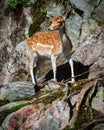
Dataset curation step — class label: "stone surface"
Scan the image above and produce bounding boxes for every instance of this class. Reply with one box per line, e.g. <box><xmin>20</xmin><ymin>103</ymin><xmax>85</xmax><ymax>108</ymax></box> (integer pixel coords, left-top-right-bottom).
<box><xmin>92</xmin><ymin>0</ymin><xmax>104</xmax><ymax>24</ymax></box>
<box><xmin>70</xmin><ymin>0</ymin><xmax>100</xmax><ymax>21</ymax></box>
<box><xmin>92</xmin><ymin>124</ymin><xmax>104</xmax><ymax>130</ymax></box>
<box><xmin>0</xmin><ymin>1</ymin><xmax>104</xmax><ymax>129</ymax></box>
<box><xmin>2</xmin><ymin>104</ymin><xmax>44</xmax><ymax>130</ymax></box>
<box><xmin>73</xmin><ymin>30</ymin><xmax>104</xmax><ymax>79</ymax></box>
<box><xmin>32</xmin><ymin>100</ymin><xmax>70</xmax><ymax>130</ymax></box>
<box><xmin>0</xmin><ymin>81</ymin><xmax>35</xmax><ymax>101</ymax></box>
<box><xmin>92</xmin><ymin>86</ymin><xmax>104</xmax><ymax>114</ymax></box>
<box><xmin>0</xmin><ymin>5</ymin><xmax>33</xmax><ymax>85</ymax></box>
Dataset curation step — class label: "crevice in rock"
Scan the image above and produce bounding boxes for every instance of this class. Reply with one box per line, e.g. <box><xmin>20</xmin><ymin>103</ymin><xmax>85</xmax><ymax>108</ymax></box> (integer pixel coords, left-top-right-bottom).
<box><xmin>44</xmin><ymin>61</ymin><xmax>90</xmax><ymax>82</ymax></box>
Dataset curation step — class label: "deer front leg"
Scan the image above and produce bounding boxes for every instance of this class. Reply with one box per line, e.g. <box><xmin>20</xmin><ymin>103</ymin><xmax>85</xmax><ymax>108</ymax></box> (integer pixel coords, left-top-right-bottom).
<box><xmin>30</xmin><ymin>54</ymin><xmax>38</xmax><ymax>85</ymax></box>
<box><xmin>51</xmin><ymin>55</ymin><xmax>57</xmax><ymax>81</ymax></box>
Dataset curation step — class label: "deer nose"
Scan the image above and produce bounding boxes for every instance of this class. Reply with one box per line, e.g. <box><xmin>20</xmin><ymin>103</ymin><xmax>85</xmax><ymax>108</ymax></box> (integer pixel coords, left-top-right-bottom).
<box><xmin>48</xmin><ymin>27</ymin><xmax>51</xmax><ymax>31</ymax></box>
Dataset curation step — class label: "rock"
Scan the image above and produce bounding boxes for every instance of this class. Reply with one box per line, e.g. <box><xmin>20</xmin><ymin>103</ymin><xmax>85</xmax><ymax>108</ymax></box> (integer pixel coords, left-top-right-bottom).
<box><xmin>0</xmin><ymin>127</ymin><xmax>3</xmax><ymax>130</ymax></box>
<box><xmin>69</xmin><ymin>0</ymin><xmax>100</xmax><ymax>21</ymax></box>
<box><xmin>73</xmin><ymin>30</ymin><xmax>104</xmax><ymax>79</ymax></box>
<box><xmin>1</xmin><ymin>93</ymin><xmax>78</xmax><ymax>130</ymax></box>
<box><xmin>20</xmin><ymin>109</ymin><xmax>45</xmax><ymax>130</ymax></box>
<box><xmin>0</xmin><ymin>81</ymin><xmax>35</xmax><ymax>102</ymax></box>
<box><xmin>92</xmin><ymin>0</ymin><xmax>104</xmax><ymax>24</ymax></box>
<box><xmin>92</xmin><ymin>86</ymin><xmax>104</xmax><ymax>114</ymax></box>
<box><xmin>46</xmin><ymin>1</ymin><xmax>65</xmax><ymax>17</ymax></box>
<box><xmin>0</xmin><ymin>5</ymin><xmax>33</xmax><ymax>85</ymax></box>
<box><xmin>44</xmin><ymin>81</ymin><xmax>60</xmax><ymax>91</ymax></box>
<box><xmin>32</xmin><ymin>96</ymin><xmax>78</xmax><ymax>130</ymax></box>
<box><xmin>92</xmin><ymin>124</ymin><xmax>104</xmax><ymax>130</ymax></box>
<box><xmin>0</xmin><ymin>101</ymin><xmax>29</xmax><ymax>112</ymax></box>
<box><xmin>2</xmin><ymin>103</ymin><xmax>44</xmax><ymax>130</ymax></box>
<box><xmin>32</xmin><ymin>100</ymin><xmax>70</xmax><ymax>130</ymax></box>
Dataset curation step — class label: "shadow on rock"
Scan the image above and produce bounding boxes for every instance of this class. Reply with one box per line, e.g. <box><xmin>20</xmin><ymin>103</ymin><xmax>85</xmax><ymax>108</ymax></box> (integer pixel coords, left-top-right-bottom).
<box><xmin>44</xmin><ymin>61</ymin><xmax>90</xmax><ymax>82</ymax></box>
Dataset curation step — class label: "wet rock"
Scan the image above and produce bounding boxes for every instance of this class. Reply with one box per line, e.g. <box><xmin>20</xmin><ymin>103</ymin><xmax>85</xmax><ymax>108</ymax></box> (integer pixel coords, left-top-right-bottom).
<box><xmin>0</xmin><ymin>81</ymin><xmax>35</xmax><ymax>102</ymax></box>
<box><xmin>2</xmin><ymin>103</ymin><xmax>44</xmax><ymax>130</ymax></box>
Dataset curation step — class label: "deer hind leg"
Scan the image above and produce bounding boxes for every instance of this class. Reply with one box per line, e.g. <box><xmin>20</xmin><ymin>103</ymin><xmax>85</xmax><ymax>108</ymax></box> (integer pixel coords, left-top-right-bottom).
<box><xmin>67</xmin><ymin>56</ymin><xmax>75</xmax><ymax>83</ymax></box>
<box><xmin>30</xmin><ymin>53</ymin><xmax>38</xmax><ymax>85</ymax></box>
<box><xmin>51</xmin><ymin>55</ymin><xmax>57</xmax><ymax>81</ymax></box>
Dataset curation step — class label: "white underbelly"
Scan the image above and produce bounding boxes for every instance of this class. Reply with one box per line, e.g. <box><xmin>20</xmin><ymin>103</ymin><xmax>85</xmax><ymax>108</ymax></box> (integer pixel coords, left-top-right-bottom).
<box><xmin>37</xmin><ymin>50</ymin><xmax>52</xmax><ymax>58</ymax></box>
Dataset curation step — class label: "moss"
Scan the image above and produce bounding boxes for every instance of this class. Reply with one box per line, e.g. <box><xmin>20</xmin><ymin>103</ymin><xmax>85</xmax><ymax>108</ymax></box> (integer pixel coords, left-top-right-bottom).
<box><xmin>101</xmin><ymin>91</ymin><xmax>104</xmax><ymax>101</ymax></box>
<box><xmin>0</xmin><ymin>102</ymin><xmax>29</xmax><ymax>125</ymax></box>
<box><xmin>75</xmin><ymin>107</ymin><xmax>90</xmax><ymax>129</ymax></box>
<box><xmin>90</xmin><ymin>28</ymin><xmax>96</xmax><ymax>34</ymax></box>
<box><xmin>33</xmin><ymin>87</ymin><xmax>65</xmax><ymax>109</ymax></box>
<box><xmin>71</xmin><ymin>107</ymin><xmax>101</xmax><ymax>130</ymax></box>
<box><xmin>70</xmin><ymin>81</ymin><xmax>87</xmax><ymax>93</ymax></box>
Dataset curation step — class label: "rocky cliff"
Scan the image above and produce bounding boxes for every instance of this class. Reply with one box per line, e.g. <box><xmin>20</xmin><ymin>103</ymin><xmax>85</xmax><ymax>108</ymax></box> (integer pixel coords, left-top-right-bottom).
<box><xmin>0</xmin><ymin>0</ymin><xmax>104</xmax><ymax>129</ymax></box>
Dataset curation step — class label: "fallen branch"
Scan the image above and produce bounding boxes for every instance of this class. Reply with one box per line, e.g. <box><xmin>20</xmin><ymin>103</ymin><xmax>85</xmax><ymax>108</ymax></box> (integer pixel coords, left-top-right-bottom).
<box><xmin>69</xmin><ymin>79</ymin><xmax>97</xmax><ymax>128</ymax></box>
<box><xmin>85</xmin><ymin>79</ymin><xmax>98</xmax><ymax>120</ymax></box>
<box><xmin>81</xmin><ymin>118</ymin><xmax>104</xmax><ymax>130</ymax></box>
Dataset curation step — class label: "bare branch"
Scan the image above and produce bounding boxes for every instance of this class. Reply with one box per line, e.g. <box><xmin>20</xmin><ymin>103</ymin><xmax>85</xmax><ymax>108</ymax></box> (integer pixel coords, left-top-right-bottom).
<box><xmin>69</xmin><ymin>79</ymin><xmax>97</xmax><ymax>128</ymax></box>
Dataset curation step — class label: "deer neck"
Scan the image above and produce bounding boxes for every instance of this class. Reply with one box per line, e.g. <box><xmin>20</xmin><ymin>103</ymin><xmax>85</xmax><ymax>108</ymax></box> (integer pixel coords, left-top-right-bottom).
<box><xmin>58</xmin><ymin>24</ymin><xmax>69</xmax><ymax>44</ymax></box>
<box><xmin>59</xmin><ymin>26</ymin><xmax>65</xmax><ymax>38</ymax></box>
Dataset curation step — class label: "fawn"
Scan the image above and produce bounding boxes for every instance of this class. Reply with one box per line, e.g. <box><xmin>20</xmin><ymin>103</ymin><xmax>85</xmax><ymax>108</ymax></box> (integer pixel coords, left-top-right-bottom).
<box><xmin>27</xmin><ymin>11</ymin><xmax>75</xmax><ymax>90</ymax></box>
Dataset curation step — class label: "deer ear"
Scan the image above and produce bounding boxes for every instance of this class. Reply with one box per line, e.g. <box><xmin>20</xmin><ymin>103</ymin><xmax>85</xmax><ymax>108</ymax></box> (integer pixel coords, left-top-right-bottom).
<box><xmin>64</xmin><ymin>7</ymin><xmax>72</xmax><ymax>19</ymax></box>
<box><xmin>63</xmin><ymin>16</ymin><xmax>66</xmax><ymax>20</ymax></box>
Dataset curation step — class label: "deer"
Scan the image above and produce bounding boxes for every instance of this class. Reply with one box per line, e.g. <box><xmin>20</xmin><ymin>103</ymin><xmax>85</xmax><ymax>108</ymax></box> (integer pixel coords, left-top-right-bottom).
<box><xmin>27</xmin><ymin>10</ymin><xmax>75</xmax><ymax>91</ymax></box>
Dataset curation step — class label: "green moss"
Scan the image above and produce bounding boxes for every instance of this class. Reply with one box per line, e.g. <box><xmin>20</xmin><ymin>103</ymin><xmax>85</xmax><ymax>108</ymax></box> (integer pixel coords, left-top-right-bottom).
<box><xmin>0</xmin><ymin>102</ymin><xmax>29</xmax><ymax>125</ymax></box>
<box><xmin>40</xmin><ymin>8</ymin><xmax>47</xmax><ymax>14</ymax></box>
<box><xmin>71</xmin><ymin>107</ymin><xmax>101</xmax><ymax>130</ymax></box>
<box><xmin>63</xmin><ymin>126</ymin><xmax>76</xmax><ymax>130</ymax></box>
<box><xmin>70</xmin><ymin>81</ymin><xmax>86</xmax><ymax>93</ymax></box>
<box><xmin>69</xmin><ymin>107</ymin><xmax>90</xmax><ymax>130</ymax></box>
<box><xmin>33</xmin><ymin>16</ymin><xmax>38</xmax><ymax>22</ymax></box>
<box><xmin>33</xmin><ymin>87</ymin><xmax>65</xmax><ymax>109</ymax></box>
<box><xmin>21</xmin><ymin>0</ymin><xmax>28</xmax><ymax>3</ymax></box>
<box><xmin>101</xmin><ymin>91</ymin><xmax>104</xmax><ymax>101</ymax></box>
<box><xmin>90</xmin><ymin>29</ymin><xmax>96</xmax><ymax>34</ymax></box>
<box><xmin>28</xmin><ymin>29</ymin><xmax>34</xmax><ymax>37</ymax></box>
<box><xmin>6</xmin><ymin>0</ymin><xmax>18</xmax><ymax>9</ymax></box>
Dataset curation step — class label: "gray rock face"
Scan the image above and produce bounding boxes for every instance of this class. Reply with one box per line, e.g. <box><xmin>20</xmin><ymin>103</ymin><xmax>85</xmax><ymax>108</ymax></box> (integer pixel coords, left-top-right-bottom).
<box><xmin>2</xmin><ymin>104</ymin><xmax>44</xmax><ymax>130</ymax></box>
<box><xmin>0</xmin><ymin>5</ymin><xmax>33</xmax><ymax>85</ymax></box>
<box><xmin>0</xmin><ymin>81</ymin><xmax>35</xmax><ymax>101</ymax></box>
<box><xmin>92</xmin><ymin>0</ymin><xmax>104</xmax><ymax>24</ymax></box>
<box><xmin>92</xmin><ymin>86</ymin><xmax>104</xmax><ymax>114</ymax></box>
<box><xmin>72</xmin><ymin>30</ymin><xmax>104</xmax><ymax>79</ymax></box>
<box><xmin>32</xmin><ymin>100</ymin><xmax>70</xmax><ymax>130</ymax></box>
<box><xmin>70</xmin><ymin>0</ymin><xmax>100</xmax><ymax>21</ymax></box>
<box><xmin>92</xmin><ymin>124</ymin><xmax>104</xmax><ymax>130</ymax></box>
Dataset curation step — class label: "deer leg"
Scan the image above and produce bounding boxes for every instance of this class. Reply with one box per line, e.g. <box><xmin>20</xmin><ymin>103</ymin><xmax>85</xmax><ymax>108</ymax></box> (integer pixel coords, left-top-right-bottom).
<box><xmin>51</xmin><ymin>55</ymin><xmax>57</xmax><ymax>81</ymax></box>
<box><xmin>30</xmin><ymin>53</ymin><xmax>38</xmax><ymax>85</ymax></box>
<box><xmin>67</xmin><ymin>57</ymin><xmax>75</xmax><ymax>83</ymax></box>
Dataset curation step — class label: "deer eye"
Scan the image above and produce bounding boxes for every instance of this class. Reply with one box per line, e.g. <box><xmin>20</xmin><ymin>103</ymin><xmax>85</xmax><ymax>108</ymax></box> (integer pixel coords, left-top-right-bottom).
<box><xmin>58</xmin><ymin>21</ymin><xmax>63</xmax><ymax>24</ymax></box>
<box><xmin>58</xmin><ymin>21</ymin><xmax>64</xmax><ymax>25</ymax></box>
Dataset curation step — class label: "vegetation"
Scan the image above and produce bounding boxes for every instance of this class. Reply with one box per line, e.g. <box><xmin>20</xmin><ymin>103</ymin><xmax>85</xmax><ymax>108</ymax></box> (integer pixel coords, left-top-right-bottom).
<box><xmin>6</xmin><ymin>0</ymin><xmax>18</xmax><ymax>9</ymax></box>
<box><xmin>0</xmin><ymin>102</ymin><xmax>29</xmax><ymax>125</ymax></box>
